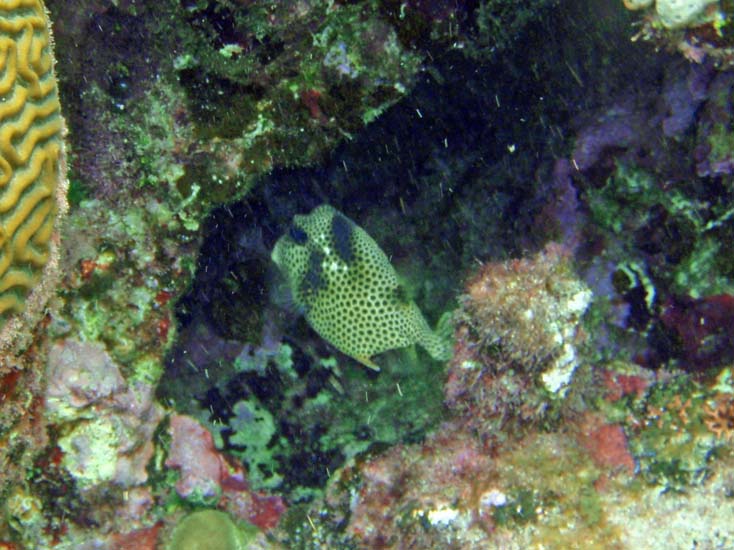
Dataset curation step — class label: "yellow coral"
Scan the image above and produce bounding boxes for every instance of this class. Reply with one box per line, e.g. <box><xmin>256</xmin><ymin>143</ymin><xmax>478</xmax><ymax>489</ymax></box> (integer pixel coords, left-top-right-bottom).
<box><xmin>272</xmin><ymin>205</ymin><xmax>449</xmax><ymax>369</ymax></box>
<box><xmin>165</xmin><ymin>510</ymin><xmax>257</xmax><ymax>550</ymax></box>
<box><xmin>0</xmin><ymin>0</ymin><xmax>66</xmax><ymax>340</ymax></box>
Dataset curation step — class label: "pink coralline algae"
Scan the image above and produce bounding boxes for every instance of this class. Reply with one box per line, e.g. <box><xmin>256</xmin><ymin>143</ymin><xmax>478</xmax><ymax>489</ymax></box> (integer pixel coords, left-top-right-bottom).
<box><xmin>577</xmin><ymin>415</ymin><xmax>636</xmax><ymax>479</ymax></box>
<box><xmin>165</xmin><ymin>414</ymin><xmax>286</xmax><ymax>531</ymax></box>
<box><xmin>45</xmin><ymin>339</ymin><xmax>163</xmax><ymax>488</ymax></box>
<box><xmin>220</xmin><ymin>479</ymin><xmax>287</xmax><ymax>531</ymax></box>
<box><xmin>601</xmin><ymin>368</ymin><xmax>652</xmax><ymax>402</ymax></box>
<box><xmin>166</xmin><ymin>414</ymin><xmax>228</xmax><ymax>500</ymax></box>
<box><xmin>46</xmin><ymin>339</ymin><xmax>126</xmax><ymax>412</ymax></box>
<box><xmin>109</xmin><ymin>522</ymin><xmax>162</xmax><ymax>550</ymax></box>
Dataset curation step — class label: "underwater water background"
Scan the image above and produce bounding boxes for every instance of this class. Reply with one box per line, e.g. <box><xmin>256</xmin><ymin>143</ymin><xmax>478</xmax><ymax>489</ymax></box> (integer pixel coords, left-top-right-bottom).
<box><xmin>1</xmin><ymin>0</ymin><xmax>734</xmax><ymax>548</ymax></box>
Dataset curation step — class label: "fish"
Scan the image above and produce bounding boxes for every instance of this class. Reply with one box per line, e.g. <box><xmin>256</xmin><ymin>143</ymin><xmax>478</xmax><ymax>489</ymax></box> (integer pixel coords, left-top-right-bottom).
<box><xmin>271</xmin><ymin>205</ymin><xmax>449</xmax><ymax>369</ymax></box>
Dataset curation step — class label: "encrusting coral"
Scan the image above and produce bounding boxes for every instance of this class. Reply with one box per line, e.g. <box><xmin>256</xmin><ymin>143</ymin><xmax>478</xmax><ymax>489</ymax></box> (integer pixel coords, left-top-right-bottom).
<box><xmin>272</xmin><ymin>204</ymin><xmax>449</xmax><ymax>369</ymax></box>
<box><xmin>0</xmin><ymin>0</ymin><xmax>68</xmax><ymax>352</ymax></box>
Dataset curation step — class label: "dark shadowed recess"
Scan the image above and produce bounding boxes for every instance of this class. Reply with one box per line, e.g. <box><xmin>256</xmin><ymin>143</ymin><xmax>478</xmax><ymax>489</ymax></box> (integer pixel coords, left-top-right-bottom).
<box><xmin>159</xmin><ymin>2</ymin><xmax>663</xmax><ymax>497</ymax></box>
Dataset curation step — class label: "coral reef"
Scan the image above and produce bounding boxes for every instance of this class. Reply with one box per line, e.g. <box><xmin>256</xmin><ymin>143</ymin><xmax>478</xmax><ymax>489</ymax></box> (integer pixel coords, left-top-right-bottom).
<box><xmin>3</xmin><ymin>0</ymin><xmax>734</xmax><ymax>548</ymax></box>
<box><xmin>1</xmin><ymin>338</ymin><xmax>164</xmax><ymax>547</ymax></box>
<box><xmin>276</xmin><ymin>362</ymin><xmax>734</xmax><ymax>548</ymax></box>
<box><xmin>47</xmin><ymin>0</ymin><xmax>427</xmax><ymax>216</ymax></box>
<box><xmin>164</xmin><ymin>414</ymin><xmax>287</xmax><ymax>531</ymax></box>
<box><xmin>565</xmin><ymin>56</ymin><xmax>734</xmax><ymax>373</ymax></box>
<box><xmin>166</xmin><ymin>337</ymin><xmax>447</xmax><ymax>501</ymax></box>
<box><xmin>291</xmin><ymin>423</ymin><xmax>626</xmax><ymax>549</ymax></box>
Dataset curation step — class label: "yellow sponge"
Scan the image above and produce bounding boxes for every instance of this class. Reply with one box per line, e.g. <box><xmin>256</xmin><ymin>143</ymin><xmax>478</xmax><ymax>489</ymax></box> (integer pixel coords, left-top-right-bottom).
<box><xmin>0</xmin><ymin>0</ymin><xmax>65</xmax><ymax>330</ymax></box>
<box><xmin>272</xmin><ymin>205</ymin><xmax>449</xmax><ymax>369</ymax></box>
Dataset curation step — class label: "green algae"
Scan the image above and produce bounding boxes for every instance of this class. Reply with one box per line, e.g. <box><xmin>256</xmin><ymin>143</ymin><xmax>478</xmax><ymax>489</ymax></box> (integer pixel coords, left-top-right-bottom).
<box><xmin>623</xmin><ymin>377</ymin><xmax>719</xmax><ymax>492</ymax></box>
<box><xmin>493</xmin><ymin>433</ymin><xmax>620</xmax><ymax>547</ymax></box>
<box><xmin>316</xmin><ymin>348</ymin><xmax>446</xmax><ymax>459</ymax></box>
<box><xmin>199</xmin><ymin>343</ymin><xmax>445</xmax><ymax>498</ymax></box>
<box><xmin>167</xmin><ymin>0</ymin><xmax>422</xmax><ymax>171</ymax></box>
<box><xmin>227</xmin><ymin>399</ymin><xmax>281</xmax><ymax>490</ymax></box>
<box><xmin>587</xmin><ymin>162</ymin><xmax>734</xmax><ymax>298</ymax></box>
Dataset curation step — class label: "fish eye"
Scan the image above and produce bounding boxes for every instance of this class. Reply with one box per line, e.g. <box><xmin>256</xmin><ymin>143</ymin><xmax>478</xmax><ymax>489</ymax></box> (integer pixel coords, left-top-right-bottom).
<box><xmin>289</xmin><ymin>225</ymin><xmax>308</xmax><ymax>244</ymax></box>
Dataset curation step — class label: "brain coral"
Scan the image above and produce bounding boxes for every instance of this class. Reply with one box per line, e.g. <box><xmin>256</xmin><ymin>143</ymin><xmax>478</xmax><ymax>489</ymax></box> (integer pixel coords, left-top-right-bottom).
<box><xmin>272</xmin><ymin>205</ymin><xmax>449</xmax><ymax>369</ymax></box>
<box><xmin>0</xmin><ymin>0</ymin><xmax>67</xmax><ymax>348</ymax></box>
<box><xmin>164</xmin><ymin>510</ymin><xmax>257</xmax><ymax>550</ymax></box>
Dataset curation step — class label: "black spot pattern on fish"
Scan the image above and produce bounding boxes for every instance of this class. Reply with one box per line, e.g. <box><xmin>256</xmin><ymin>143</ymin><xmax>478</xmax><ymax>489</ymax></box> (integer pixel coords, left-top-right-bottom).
<box><xmin>289</xmin><ymin>224</ymin><xmax>308</xmax><ymax>245</ymax></box>
<box><xmin>331</xmin><ymin>214</ymin><xmax>354</xmax><ymax>264</ymax></box>
<box><xmin>393</xmin><ymin>283</ymin><xmax>410</xmax><ymax>305</ymax></box>
<box><xmin>300</xmin><ymin>250</ymin><xmax>326</xmax><ymax>303</ymax></box>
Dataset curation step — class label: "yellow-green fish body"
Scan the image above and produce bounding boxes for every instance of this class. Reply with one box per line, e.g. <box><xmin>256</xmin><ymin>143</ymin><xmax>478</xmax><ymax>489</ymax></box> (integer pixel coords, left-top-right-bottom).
<box><xmin>272</xmin><ymin>205</ymin><xmax>448</xmax><ymax>369</ymax></box>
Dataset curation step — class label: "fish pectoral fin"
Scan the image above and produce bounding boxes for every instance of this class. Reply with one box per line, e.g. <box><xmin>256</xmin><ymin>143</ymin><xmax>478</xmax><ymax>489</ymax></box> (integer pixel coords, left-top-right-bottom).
<box><xmin>354</xmin><ymin>355</ymin><xmax>381</xmax><ymax>371</ymax></box>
